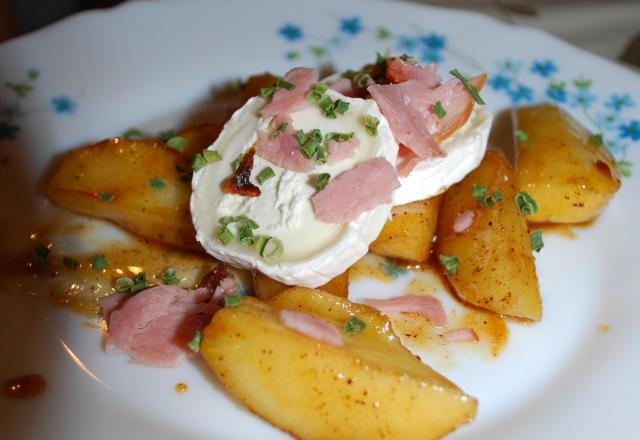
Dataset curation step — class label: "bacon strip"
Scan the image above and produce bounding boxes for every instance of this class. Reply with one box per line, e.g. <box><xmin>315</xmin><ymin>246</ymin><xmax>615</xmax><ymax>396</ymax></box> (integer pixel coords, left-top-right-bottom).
<box><xmin>386</xmin><ymin>57</ymin><xmax>440</xmax><ymax>87</ymax></box>
<box><xmin>361</xmin><ymin>295</ymin><xmax>447</xmax><ymax>326</ymax></box>
<box><xmin>441</xmin><ymin>328</ymin><xmax>479</xmax><ymax>343</ymax></box>
<box><xmin>278</xmin><ymin>310</ymin><xmax>343</xmax><ymax>347</ymax></box>
<box><xmin>326</xmin><ymin>137</ymin><xmax>360</xmax><ymax>165</ymax></box>
<box><xmin>453</xmin><ymin>210</ymin><xmax>475</xmax><ymax>233</ymax></box>
<box><xmin>223</xmin><ymin>147</ymin><xmax>261</xmax><ymax>197</ymax></box>
<box><xmin>261</xmin><ymin>67</ymin><xmax>319</xmax><ymax>118</ymax></box>
<box><xmin>311</xmin><ymin>157</ymin><xmax>400</xmax><ymax>224</ymax></box>
<box><xmin>255</xmin><ymin>114</ymin><xmax>315</xmax><ymax>172</ymax></box>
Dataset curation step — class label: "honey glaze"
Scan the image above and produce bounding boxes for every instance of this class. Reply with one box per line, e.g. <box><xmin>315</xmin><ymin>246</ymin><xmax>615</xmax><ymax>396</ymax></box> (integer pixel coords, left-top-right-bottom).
<box><xmin>5</xmin><ymin>214</ymin><xmax>251</xmax><ymax>316</ymax></box>
<box><xmin>4</xmin><ymin>374</ymin><xmax>47</xmax><ymax>399</ymax></box>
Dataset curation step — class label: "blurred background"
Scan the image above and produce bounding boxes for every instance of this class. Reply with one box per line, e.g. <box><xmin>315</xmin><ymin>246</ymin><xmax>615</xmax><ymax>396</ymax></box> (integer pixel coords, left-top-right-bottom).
<box><xmin>0</xmin><ymin>0</ymin><xmax>639</xmax><ymax>69</ymax></box>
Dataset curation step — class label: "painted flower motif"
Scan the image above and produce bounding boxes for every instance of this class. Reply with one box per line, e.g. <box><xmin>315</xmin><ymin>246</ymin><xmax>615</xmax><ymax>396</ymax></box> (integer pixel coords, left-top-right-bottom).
<box><xmin>605</xmin><ymin>94</ymin><xmax>634</xmax><ymax>112</ymax></box>
<box><xmin>420</xmin><ymin>33</ymin><xmax>446</xmax><ymax>51</ymax></box>
<box><xmin>278</xmin><ymin>23</ymin><xmax>303</xmax><ymax>41</ymax></box>
<box><xmin>508</xmin><ymin>84</ymin><xmax>534</xmax><ymax>104</ymax></box>
<box><xmin>496</xmin><ymin>59</ymin><xmax>522</xmax><ymax>74</ymax></box>
<box><xmin>285</xmin><ymin>51</ymin><xmax>300</xmax><ymax>60</ymax></box>
<box><xmin>420</xmin><ymin>50</ymin><xmax>443</xmax><ymax>64</ymax></box>
<box><xmin>618</xmin><ymin>120</ymin><xmax>640</xmax><ymax>141</ymax></box>
<box><xmin>487</xmin><ymin>74</ymin><xmax>511</xmax><ymax>91</ymax></box>
<box><xmin>530</xmin><ymin>60</ymin><xmax>558</xmax><ymax>78</ymax></box>
<box><xmin>545</xmin><ymin>83</ymin><xmax>566</xmax><ymax>103</ymax></box>
<box><xmin>27</xmin><ymin>68</ymin><xmax>40</xmax><ymax>80</ymax></box>
<box><xmin>595</xmin><ymin>112</ymin><xmax>622</xmax><ymax>131</ymax></box>
<box><xmin>340</xmin><ymin>17</ymin><xmax>362</xmax><ymax>35</ymax></box>
<box><xmin>51</xmin><ymin>95</ymin><xmax>77</xmax><ymax>114</ymax></box>
<box><xmin>569</xmin><ymin>89</ymin><xmax>596</xmax><ymax>108</ymax></box>
<box><xmin>0</xmin><ymin>120</ymin><xmax>19</xmax><ymax>140</ymax></box>
<box><xmin>397</xmin><ymin>36</ymin><xmax>418</xmax><ymax>52</ymax></box>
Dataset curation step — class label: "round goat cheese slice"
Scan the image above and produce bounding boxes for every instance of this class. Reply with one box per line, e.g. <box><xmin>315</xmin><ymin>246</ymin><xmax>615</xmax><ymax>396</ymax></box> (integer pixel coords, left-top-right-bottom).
<box><xmin>392</xmin><ymin>106</ymin><xmax>492</xmax><ymax>205</ymax></box>
<box><xmin>191</xmin><ymin>91</ymin><xmax>398</xmax><ymax>287</ymax></box>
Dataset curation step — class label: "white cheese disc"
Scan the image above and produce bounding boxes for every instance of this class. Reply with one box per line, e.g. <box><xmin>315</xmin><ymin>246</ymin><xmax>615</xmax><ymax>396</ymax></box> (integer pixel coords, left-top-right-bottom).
<box><xmin>190</xmin><ymin>91</ymin><xmax>398</xmax><ymax>288</ymax></box>
<box><xmin>392</xmin><ymin>106</ymin><xmax>492</xmax><ymax>205</ymax></box>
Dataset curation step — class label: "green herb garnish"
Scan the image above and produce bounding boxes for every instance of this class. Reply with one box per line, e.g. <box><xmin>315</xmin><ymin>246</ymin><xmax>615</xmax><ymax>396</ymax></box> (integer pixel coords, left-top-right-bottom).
<box><xmin>203</xmin><ymin>150</ymin><xmax>222</xmax><ymax>163</ymax></box>
<box><xmin>271</xmin><ymin>122</ymin><xmax>288</xmax><ymax>140</ymax></box>
<box><xmin>325</xmin><ymin>132</ymin><xmax>355</xmax><ymax>142</ymax></box>
<box><xmin>315</xmin><ymin>173</ymin><xmax>331</xmax><ymax>190</ymax></box>
<box><xmin>122</xmin><ymin>128</ymin><xmax>147</xmax><ymax>139</ymax></box>
<box><xmin>91</xmin><ymin>254</ymin><xmax>108</xmax><ymax>271</ymax></box>
<box><xmin>238</xmin><ymin>223</ymin><xmax>257</xmax><ymax>247</ymax></box>
<box><xmin>590</xmin><ymin>133</ymin><xmax>604</xmax><ymax>146</ymax></box>
<box><xmin>276</xmin><ymin>78</ymin><xmax>295</xmax><ymax>90</ymax></box>
<box><xmin>439</xmin><ymin>255</ymin><xmax>460</xmax><ymax>275</ymax></box>
<box><xmin>364</xmin><ymin>115</ymin><xmax>380</xmax><ymax>136</ymax></box>
<box><xmin>218</xmin><ymin>225</ymin><xmax>233</xmax><ymax>245</ymax></box>
<box><xmin>166</xmin><ymin>136</ymin><xmax>186</xmax><ymax>152</ymax></box>
<box><xmin>257</xmin><ymin>236</ymin><xmax>284</xmax><ymax>263</ymax></box>
<box><xmin>131</xmin><ymin>272</ymin><xmax>148</xmax><ymax>294</ymax></box>
<box><xmin>344</xmin><ymin>316</ymin><xmax>367</xmax><ymax>334</ymax></box>
<box><xmin>192</xmin><ymin>153</ymin><xmax>206</xmax><ymax>172</ymax></box>
<box><xmin>515</xmin><ymin>130</ymin><xmax>528</xmax><ymax>143</ymax></box>
<box><xmin>159</xmin><ymin>129</ymin><xmax>176</xmax><ymax>142</ymax></box>
<box><xmin>433</xmin><ymin>101</ymin><xmax>447</xmax><ymax>119</ymax></box>
<box><xmin>492</xmin><ymin>189</ymin><xmax>503</xmax><ymax>203</ymax></box>
<box><xmin>315</xmin><ymin>144</ymin><xmax>327</xmax><ymax>164</ymax></box>
<box><xmin>224</xmin><ymin>295</ymin><xmax>242</xmax><ymax>308</ymax></box>
<box><xmin>99</xmin><ymin>192</ymin><xmax>115</xmax><ymax>202</ymax></box>
<box><xmin>472</xmin><ymin>184</ymin><xmax>502</xmax><ymax>207</ymax></box>
<box><xmin>449</xmin><ymin>68</ymin><xmax>485</xmax><ymax>105</ymax></box>
<box><xmin>515</xmin><ymin>191</ymin><xmax>539</xmax><ymax>216</ymax></box>
<box><xmin>295</xmin><ymin>129</ymin><xmax>308</xmax><ymax>145</ymax></box>
<box><xmin>115</xmin><ymin>277</ymin><xmax>133</xmax><ymax>293</ymax></box>
<box><xmin>530</xmin><ymin>229</ymin><xmax>544</xmax><ymax>252</ymax></box>
<box><xmin>257</xmin><ymin>167</ymin><xmax>275</xmax><ymax>184</ymax></box>
<box><xmin>260</xmin><ymin>86</ymin><xmax>277</xmax><ymax>100</ymax></box>
<box><xmin>148</xmin><ymin>177</ymin><xmax>166</xmax><ymax>191</ymax></box>
<box><xmin>33</xmin><ymin>244</ymin><xmax>50</xmax><ymax>268</ymax></box>
<box><xmin>471</xmin><ymin>184</ymin><xmax>487</xmax><ymax>198</ymax></box>
<box><xmin>63</xmin><ymin>256</ymin><xmax>78</xmax><ymax>269</ymax></box>
<box><xmin>187</xmin><ymin>330</ymin><xmax>202</xmax><ymax>353</ymax></box>
<box><xmin>161</xmin><ymin>267</ymin><xmax>179</xmax><ymax>285</ymax></box>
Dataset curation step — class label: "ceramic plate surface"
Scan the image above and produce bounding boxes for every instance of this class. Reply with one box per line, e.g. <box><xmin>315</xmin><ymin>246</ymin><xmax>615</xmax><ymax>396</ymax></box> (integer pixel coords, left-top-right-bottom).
<box><xmin>1</xmin><ymin>0</ymin><xmax>639</xmax><ymax>439</ymax></box>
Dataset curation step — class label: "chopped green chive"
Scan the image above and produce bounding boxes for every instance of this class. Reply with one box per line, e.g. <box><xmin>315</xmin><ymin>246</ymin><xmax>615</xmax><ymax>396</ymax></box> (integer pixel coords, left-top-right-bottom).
<box><xmin>315</xmin><ymin>173</ymin><xmax>331</xmax><ymax>190</ymax></box>
<box><xmin>187</xmin><ymin>330</ymin><xmax>202</xmax><ymax>353</ymax></box>
<box><xmin>166</xmin><ymin>136</ymin><xmax>186</xmax><ymax>152</ymax></box>
<box><xmin>203</xmin><ymin>150</ymin><xmax>223</xmax><ymax>163</ymax></box>
<box><xmin>313</xmin><ymin>83</ymin><xmax>328</xmax><ymax>94</ymax></box>
<box><xmin>515</xmin><ymin>191</ymin><xmax>539</xmax><ymax>216</ymax></box>
<box><xmin>590</xmin><ymin>133</ymin><xmax>604</xmax><ymax>146</ymax></box>
<box><xmin>270</xmin><ymin>122</ymin><xmax>288</xmax><ymax>140</ymax></box>
<box><xmin>192</xmin><ymin>153</ymin><xmax>206</xmax><ymax>172</ymax></box>
<box><xmin>364</xmin><ymin>115</ymin><xmax>380</xmax><ymax>136</ymax></box>
<box><xmin>295</xmin><ymin>129</ymin><xmax>307</xmax><ymax>145</ymax></box>
<box><xmin>530</xmin><ymin>229</ymin><xmax>544</xmax><ymax>252</ymax></box>
<box><xmin>159</xmin><ymin>129</ymin><xmax>176</xmax><ymax>142</ymax></box>
<box><xmin>300</xmin><ymin>137</ymin><xmax>320</xmax><ymax>159</ymax></box>
<box><xmin>224</xmin><ymin>294</ymin><xmax>242</xmax><ymax>308</ymax></box>
<box><xmin>161</xmin><ymin>267</ymin><xmax>179</xmax><ymax>285</ymax></box>
<box><xmin>238</xmin><ymin>223</ymin><xmax>256</xmax><ymax>247</ymax></box>
<box><xmin>492</xmin><ymin>189</ymin><xmax>503</xmax><ymax>203</ymax></box>
<box><xmin>99</xmin><ymin>192</ymin><xmax>115</xmax><ymax>202</ymax></box>
<box><xmin>515</xmin><ymin>130</ymin><xmax>528</xmax><ymax>143</ymax></box>
<box><xmin>318</xmin><ymin>95</ymin><xmax>333</xmax><ymax>112</ymax></box>
<box><xmin>91</xmin><ymin>254</ymin><xmax>108</xmax><ymax>271</ymax></box>
<box><xmin>399</xmin><ymin>53</ymin><xmax>416</xmax><ymax>62</ymax></box>
<box><xmin>260</xmin><ymin>86</ymin><xmax>277</xmax><ymax>100</ymax></box>
<box><xmin>343</xmin><ymin>70</ymin><xmax>371</xmax><ymax>87</ymax></box>
<box><xmin>433</xmin><ymin>101</ymin><xmax>447</xmax><ymax>119</ymax></box>
<box><xmin>218</xmin><ymin>226</ymin><xmax>233</xmax><ymax>245</ymax></box>
<box><xmin>307</xmin><ymin>90</ymin><xmax>323</xmax><ymax>103</ymax></box>
<box><xmin>334</xmin><ymin>99</ymin><xmax>349</xmax><ymax>115</ymax></box>
<box><xmin>33</xmin><ymin>244</ymin><xmax>50</xmax><ymax>268</ymax></box>
<box><xmin>257</xmin><ymin>236</ymin><xmax>284</xmax><ymax>263</ymax></box>
<box><xmin>472</xmin><ymin>184</ymin><xmax>502</xmax><ymax>207</ymax></box>
<box><xmin>439</xmin><ymin>255</ymin><xmax>460</xmax><ymax>275</ymax></box>
<box><xmin>471</xmin><ymin>184</ymin><xmax>487</xmax><ymax>198</ymax></box>
<box><xmin>148</xmin><ymin>177</ymin><xmax>166</xmax><ymax>191</ymax></box>
<box><xmin>276</xmin><ymin>78</ymin><xmax>295</xmax><ymax>90</ymax></box>
<box><xmin>449</xmin><ymin>68</ymin><xmax>485</xmax><ymax>105</ymax></box>
<box><xmin>315</xmin><ymin>144</ymin><xmax>327</xmax><ymax>164</ymax></box>
<box><xmin>131</xmin><ymin>272</ymin><xmax>148</xmax><ymax>294</ymax></box>
<box><xmin>115</xmin><ymin>277</ymin><xmax>133</xmax><ymax>293</ymax></box>
<box><xmin>325</xmin><ymin>132</ymin><xmax>355</xmax><ymax>142</ymax></box>
<box><xmin>122</xmin><ymin>128</ymin><xmax>147</xmax><ymax>139</ymax></box>
<box><xmin>257</xmin><ymin>167</ymin><xmax>275</xmax><ymax>184</ymax></box>
<box><xmin>344</xmin><ymin>316</ymin><xmax>367</xmax><ymax>334</ymax></box>
<box><xmin>63</xmin><ymin>256</ymin><xmax>78</xmax><ymax>269</ymax></box>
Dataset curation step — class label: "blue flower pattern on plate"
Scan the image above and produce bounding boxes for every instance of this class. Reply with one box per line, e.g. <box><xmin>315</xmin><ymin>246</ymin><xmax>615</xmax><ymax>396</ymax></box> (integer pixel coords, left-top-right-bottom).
<box><xmin>278</xmin><ymin>23</ymin><xmax>303</xmax><ymax>41</ymax></box>
<box><xmin>340</xmin><ymin>17</ymin><xmax>362</xmax><ymax>35</ymax></box>
<box><xmin>530</xmin><ymin>59</ymin><xmax>557</xmax><ymax>77</ymax></box>
<box><xmin>51</xmin><ymin>95</ymin><xmax>77</xmax><ymax>114</ymax></box>
<box><xmin>606</xmin><ymin>94</ymin><xmax>634</xmax><ymax>112</ymax></box>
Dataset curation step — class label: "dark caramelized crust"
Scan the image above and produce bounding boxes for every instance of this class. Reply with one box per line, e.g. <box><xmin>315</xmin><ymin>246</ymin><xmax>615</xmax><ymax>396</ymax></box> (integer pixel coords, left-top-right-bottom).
<box><xmin>222</xmin><ymin>147</ymin><xmax>261</xmax><ymax>197</ymax></box>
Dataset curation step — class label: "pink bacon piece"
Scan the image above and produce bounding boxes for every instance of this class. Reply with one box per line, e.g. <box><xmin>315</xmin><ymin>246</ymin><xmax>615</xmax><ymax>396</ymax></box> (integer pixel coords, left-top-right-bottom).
<box><xmin>278</xmin><ymin>310</ymin><xmax>343</xmax><ymax>347</ymax></box>
<box><xmin>386</xmin><ymin>57</ymin><xmax>440</xmax><ymax>87</ymax></box>
<box><xmin>311</xmin><ymin>157</ymin><xmax>400</xmax><ymax>224</ymax></box>
<box><xmin>441</xmin><ymin>328</ymin><xmax>479</xmax><ymax>343</ymax></box>
<box><xmin>326</xmin><ymin>137</ymin><xmax>360</xmax><ymax>165</ymax></box>
<box><xmin>453</xmin><ymin>210</ymin><xmax>475</xmax><ymax>233</ymax></box>
<box><xmin>261</xmin><ymin>67</ymin><xmax>319</xmax><ymax>118</ymax></box>
<box><xmin>255</xmin><ymin>114</ymin><xmax>315</xmax><ymax>172</ymax></box>
<box><xmin>361</xmin><ymin>295</ymin><xmax>447</xmax><ymax>326</ymax></box>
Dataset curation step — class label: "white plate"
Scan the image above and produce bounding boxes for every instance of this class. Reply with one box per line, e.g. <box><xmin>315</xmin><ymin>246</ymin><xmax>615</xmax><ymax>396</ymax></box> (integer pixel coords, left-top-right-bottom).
<box><xmin>1</xmin><ymin>0</ymin><xmax>639</xmax><ymax>439</ymax></box>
